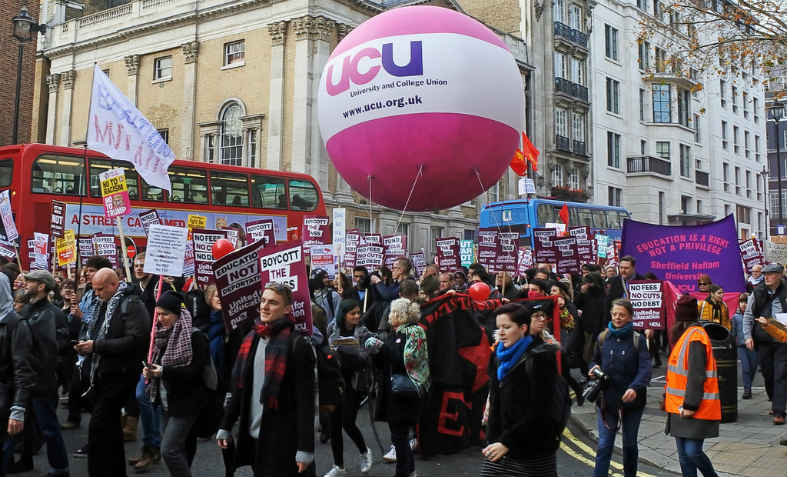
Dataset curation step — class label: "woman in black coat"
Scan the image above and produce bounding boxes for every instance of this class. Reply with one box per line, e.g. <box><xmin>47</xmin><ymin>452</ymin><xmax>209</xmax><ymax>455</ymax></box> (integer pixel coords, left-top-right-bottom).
<box><xmin>143</xmin><ymin>291</ymin><xmax>209</xmax><ymax>477</ymax></box>
<box><xmin>574</xmin><ymin>272</ymin><xmax>609</xmax><ymax>364</ymax></box>
<box><xmin>482</xmin><ymin>303</ymin><xmax>562</xmax><ymax>477</ymax></box>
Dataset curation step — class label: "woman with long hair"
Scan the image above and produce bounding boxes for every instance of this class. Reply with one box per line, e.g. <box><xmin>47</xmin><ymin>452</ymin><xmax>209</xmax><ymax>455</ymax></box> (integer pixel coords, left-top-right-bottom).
<box><xmin>334</xmin><ymin>273</ymin><xmax>357</xmax><ymax>300</ymax></box>
<box><xmin>697</xmin><ymin>284</ymin><xmax>730</xmax><ymax>330</ymax></box>
<box><xmin>325</xmin><ymin>299</ymin><xmax>378</xmax><ymax>476</ymax></box>
<box><xmin>550</xmin><ymin>282</ymin><xmax>586</xmax><ymax>404</ymax></box>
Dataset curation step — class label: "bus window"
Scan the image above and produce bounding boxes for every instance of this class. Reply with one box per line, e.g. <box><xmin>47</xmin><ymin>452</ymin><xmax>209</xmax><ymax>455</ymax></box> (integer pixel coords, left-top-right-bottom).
<box><xmin>0</xmin><ymin>160</ymin><xmax>12</xmax><ymax>188</ymax></box>
<box><xmin>251</xmin><ymin>175</ymin><xmax>287</xmax><ymax>209</ymax></box>
<box><xmin>289</xmin><ymin>179</ymin><xmax>317</xmax><ymax>211</ymax></box>
<box><xmin>606</xmin><ymin>210</ymin><xmax>620</xmax><ymax>228</ymax></box>
<box><xmin>576</xmin><ymin>208</ymin><xmax>594</xmax><ymax>227</ymax></box>
<box><xmin>88</xmin><ymin>159</ymin><xmax>140</xmax><ymax>200</ymax></box>
<box><xmin>211</xmin><ymin>172</ymin><xmax>249</xmax><ymax>207</ymax></box>
<box><xmin>593</xmin><ymin>209</ymin><xmax>608</xmax><ymax>228</ymax></box>
<box><xmin>617</xmin><ymin>211</ymin><xmax>629</xmax><ymax>227</ymax></box>
<box><xmin>537</xmin><ymin>204</ymin><xmax>557</xmax><ymax>224</ymax></box>
<box><xmin>32</xmin><ymin>154</ymin><xmax>85</xmax><ymax>196</ymax></box>
<box><xmin>142</xmin><ymin>183</ymin><xmax>164</xmax><ymax>201</ymax></box>
<box><xmin>168</xmin><ymin>168</ymin><xmax>208</xmax><ymax>204</ymax></box>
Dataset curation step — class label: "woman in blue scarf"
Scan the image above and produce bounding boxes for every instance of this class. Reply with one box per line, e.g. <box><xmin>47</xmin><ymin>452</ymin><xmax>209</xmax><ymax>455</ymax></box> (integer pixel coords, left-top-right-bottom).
<box><xmin>589</xmin><ymin>299</ymin><xmax>652</xmax><ymax>477</ymax></box>
<box><xmin>481</xmin><ymin>303</ymin><xmax>561</xmax><ymax>477</ymax></box>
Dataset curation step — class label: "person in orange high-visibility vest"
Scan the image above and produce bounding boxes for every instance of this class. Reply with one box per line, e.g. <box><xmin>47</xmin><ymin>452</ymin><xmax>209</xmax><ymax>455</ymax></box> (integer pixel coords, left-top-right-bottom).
<box><xmin>665</xmin><ymin>295</ymin><xmax>721</xmax><ymax>477</ymax></box>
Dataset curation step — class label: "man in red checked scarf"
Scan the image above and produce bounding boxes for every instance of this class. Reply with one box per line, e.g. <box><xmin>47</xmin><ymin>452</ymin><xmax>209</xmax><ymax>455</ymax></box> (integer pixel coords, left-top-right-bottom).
<box><xmin>216</xmin><ymin>282</ymin><xmax>316</xmax><ymax>476</ymax></box>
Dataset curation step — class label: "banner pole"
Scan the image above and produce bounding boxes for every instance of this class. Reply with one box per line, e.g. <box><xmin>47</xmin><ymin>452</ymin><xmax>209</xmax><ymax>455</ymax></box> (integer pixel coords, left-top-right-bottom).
<box><xmin>117</xmin><ymin>221</ymin><xmax>132</xmax><ymax>282</ymax></box>
<box><xmin>146</xmin><ymin>275</ymin><xmax>165</xmax><ymax>382</ymax></box>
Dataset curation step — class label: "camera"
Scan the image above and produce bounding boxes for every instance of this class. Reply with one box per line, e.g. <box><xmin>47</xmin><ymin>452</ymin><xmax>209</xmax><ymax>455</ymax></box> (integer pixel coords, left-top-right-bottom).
<box><xmin>582</xmin><ymin>367</ymin><xmax>609</xmax><ymax>403</ymax></box>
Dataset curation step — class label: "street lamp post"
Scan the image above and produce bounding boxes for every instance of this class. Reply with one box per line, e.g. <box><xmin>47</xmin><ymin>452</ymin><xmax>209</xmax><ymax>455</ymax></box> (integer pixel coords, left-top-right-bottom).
<box><xmin>10</xmin><ymin>6</ymin><xmax>46</xmax><ymax>144</ymax></box>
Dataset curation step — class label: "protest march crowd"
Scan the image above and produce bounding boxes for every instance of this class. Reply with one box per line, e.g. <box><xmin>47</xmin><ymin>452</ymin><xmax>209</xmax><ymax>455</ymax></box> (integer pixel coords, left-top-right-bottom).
<box><xmin>0</xmin><ymin>224</ymin><xmax>781</xmax><ymax>477</ymax></box>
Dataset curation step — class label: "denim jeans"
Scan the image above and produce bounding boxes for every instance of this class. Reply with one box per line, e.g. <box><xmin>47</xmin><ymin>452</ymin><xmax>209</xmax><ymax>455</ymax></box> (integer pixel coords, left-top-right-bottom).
<box><xmin>737</xmin><ymin>345</ymin><xmax>759</xmax><ymax>390</ymax></box>
<box><xmin>161</xmin><ymin>414</ymin><xmax>198</xmax><ymax>477</ymax></box>
<box><xmin>135</xmin><ymin>375</ymin><xmax>162</xmax><ymax>449</ymax></box>
<box><xmin>593</xmin><ymin>406</ymin><xmax>644</xmax><ymax>477</ymax></box>
<box><xmin>31</xmin><ymin>397</ymin><xmax>69</xmax><ymax>475</ymax></box>
<box><xmin>675</xmin><ymin>437</ymin><xmax>718</xmax><ymax>477</ymax></box>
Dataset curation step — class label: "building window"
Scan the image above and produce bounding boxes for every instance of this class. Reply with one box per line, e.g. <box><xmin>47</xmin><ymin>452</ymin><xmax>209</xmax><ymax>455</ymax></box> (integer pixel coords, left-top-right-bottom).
<box><xmin>680</xmin><ymin>144</ymin><xmax>691</xmax><ymax>177</ymax></box>
<box><xmin>723</xmin><ymin>163</ymin><xmax>729</xmax><ymax>191</ymax></box>
<box><xmin>429</xmin><ymin>226</ymin><xmax>443</xmax><ymax>256</ymax></box>
<box><xmin>153</xmin><ymin>56</ymin><xmax>172</xmax><ymax>81</ymax></box>
<box><xmin>652</xmin><ymin>84</ymin><xmax>671</xmax><ymax>123</ymax></box>
<box><xmin>223</xmin><ymin>40</ymin><xmax>245</xmax><ymax>67</ymax></box>
<box><xmin>637</xmin><ymin>0</ymin><xmax>647</xmax><ymax>9</ymax></box>
<box><xmin>733</xmin><ymin>126</ymin><xmax>740</xmax><ymax>153</ymax></box>
<box><xmin>572</xmin><ymin>112</ymin><xmax>585</xmax><ymax>142</ymax></box>
<box><xmin>655</xmin><ymin>47</ymin><xmax>666</xmax><ymax>72</ymax></box>
<box><xmin>638</xmin><ymin>41</ymin><xmax>650</xmax><ymax>70</ymax></box>
<box><xmin>570</xmin><ymin>57</ymin><xmax>585</xmax><ymax>85</ymax></box>
<box><xmin>737</xmin><ymin>205</ymin><xmax>751</xmax><ymax>224</ymax></box>
<box><xmin>463</xmin><ymin>229</ymin><xmax>475</xmax><ymax>241</ymax></box>
<box><xmin>206</xmin><ymin>135</ymin><xmax>216</xmax><ymax>163</ymax></box>
<box><xmin>641</xmin><ymin>139</ymin><xmax>647</xmax><ymax>155</ymax></box>
<box><xmin>568</xmin><ymin>168</ymin><xmax>580</xmax><ymax>189</ymax></box>
<box><xmin>607</xmin><ymin>132</ymin><xmax>621</xmax><ymax>168</ymax></box>
<box><xmin>694</xmin><ymin>114</ymin><xmax>701</xmax><ymax>143</ymax></box>
<box><xmin>608</xmin><ymin>186</ymin><xmax>622</xmax><ymax>207</ymax></box>
<box><xmin>220</xmin><ymin>102</ymin><xmax>243</xmax><ymax>166</ymax></box>
<box><xmin>397</xmin><ymin>223</ymin><xmax>410</xmax><ymax>243</ymax></box>
<box><xmin>754</xmin><ymin>97</ymin><xmax>759</xmax><ymax>122</ymax></box>
<box><xmin>678</xmin><ymin>89</ymin><xmax>690</xmax><ymax>126</ymax></box>
<box><xmin>770</xmin><ymin>191</ymin><xmax>785</xmax><ymax>217</ymax></box>
<box><xmin>553</xmin><ymin>52</ymin><xmax>568</xmax><ymax>79</ymax></box>
<box><xmin>355</xmin><ymin>217</ymin><xmax>371</xmax><ymax>233</ymax></box>
<box><xmin>552</xmin><ymin>164</ymin><xmax>564</xmax><ymax>186</ymax></box>
<box><xmin>732</xmin><ymin>86</ymin><xmax>738</xmax><ymax>113</ymax></box>
<box><xmin>697</xmin><ymin>199</ymin><xmax>702</xmax><ymax>214</ymax></box>
<box><xmin>639</xmin><ymin>89</ymin><xmax>646</xmax><ymax>121</ymax></box>
<box><xmin>656</xmin><ymin>141</ymin><xmax>670</xmax><ymax>160</ymax></box>
<box><xmin>746</xmin><ymin>170</ymin><xmax>752</xmax><ymax>197</ymax></box>
<box><xmin>246</xmin><ymin>130</ymin><xmax>257</xmax><ymax>168</ymax></box>
<box><xmin>720</xmin><ymin>79</ymin><xmax>726</xmax><ymax>107</ymax></box>
<box><xmin>157</xmin><ymin>129</ymin><xmax>169</xmax><ymax>144</ymax></box>
<box><xmin>605</xmin><ymin>25</ymin><xmax>619</xmax><ymax>61</ymax></box>
<box><xmin>553</xmin><ymin>0</ymin><xmax>564</xmax><ymax>23</ymax></box>
<box><xmin>721</xmin><ymin>120</ymin><xmax>728</xmax><ymax>149</ymax></box>
<box><xmin>681</xmin><ymin>195</ymin><xmax>691</xmax><ymax>214</ymax></box>
<box><xmin>735</xmin><ymin>166</ymin><xmax>741</xmax><ymax>194</ymax></box>
<box><xmin>745</xmin><ymin>131</ymin><xmax>751</xmax><ymax>158</ymax></box>
<box><xmin>742</xmin><ymin>91</ymin><xmax>749</xmax><ymax>117</ymax></box>
<box><xmin>568</xmin><ymin>4</ymin><xmax>583</xmax><ymax>30</ymax></box>
<box><xmin>755</xmin><ymin>134</ymin><xmax>761</xmax><ymax>161</ymax></box>
<box><xmin>659</xmin><ymin>191</ymin><xmax>665</xmax><ymax>224</ymax></box>
<box><xmin>653</xmin><ymin>0</ymin><xmax>662</xmax><ymax>19</ymax></box>
<box><xmin>606</xmin><ymin>77</ymin><xmax>620</xmax><ymax>114</ymax></box>
<box><xmin>555</xmin><ymin>108</ymin><xmax>569</xmax><ymax>138</ymax></box>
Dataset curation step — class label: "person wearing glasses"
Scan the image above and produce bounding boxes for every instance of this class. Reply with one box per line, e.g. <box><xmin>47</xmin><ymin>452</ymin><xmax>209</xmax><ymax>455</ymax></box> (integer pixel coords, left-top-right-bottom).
<box><xmin>696</xmin><ymin>274</ymin><xmax>712</xmax><ymax>294</ymax></box>
<box><xmin>217</xmin><ymin>282</ymin><xmax>316</xmax><ymax>476</ymax></box>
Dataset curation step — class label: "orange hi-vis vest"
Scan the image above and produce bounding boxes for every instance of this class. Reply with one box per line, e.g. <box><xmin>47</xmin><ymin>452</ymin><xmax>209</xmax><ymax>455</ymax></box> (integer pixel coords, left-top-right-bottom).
<box><xmin>665</xmin><ymin>326</ymin><xmax>722</xmax><ymax>420</ymax></box>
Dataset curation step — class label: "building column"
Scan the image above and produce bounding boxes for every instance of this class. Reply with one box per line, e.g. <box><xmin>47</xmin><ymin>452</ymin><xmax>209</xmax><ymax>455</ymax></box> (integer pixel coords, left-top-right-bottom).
<box><xmin>310</xmin><ymin>18</ymin><xmax>335</xmax><ymax>195</ymax></box>
<box><xmin>45</xmin><ymin>73</ymin><xmax>60</xmax><ymax>145</ymax></box>
<box><xmin>333</xmin><ymin>23</ymin><xmax>354</xmax><ymax>201</ymax></box>
<box><xmin>266</xmin><ymin>21</ymin><xmax>287</xmax><ymax>170</ymax></box>
<box><xmin>181</xmin><ymin>41</ymin><xmax>199</xmax><ymax>160</ymax></box>
<box><xmin>58</xmin><ymin>70</ymin><xmax>75</xmax><ymax>146</ymax></box>
<box><xmin>124</xmin><ymin>54</ymin><xmax>139</xmax><ymax>106</ymax></box>
<box><xmin>291</xmin><ymin>16</ymin><xmax>314</xmax><ymax>174</ymax></box>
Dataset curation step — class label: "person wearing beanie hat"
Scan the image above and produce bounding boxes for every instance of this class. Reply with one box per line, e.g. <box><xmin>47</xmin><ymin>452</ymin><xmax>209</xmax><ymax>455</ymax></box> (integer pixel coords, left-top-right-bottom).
<box><xmin>143</xmin><ymin>291</ymin><xmax>209</xmax><ymax>477</ymax></box>
<box><xmin>664</xmin><ymin>294</ymin><xmax>721</xmax><ymax>477</ymax></box>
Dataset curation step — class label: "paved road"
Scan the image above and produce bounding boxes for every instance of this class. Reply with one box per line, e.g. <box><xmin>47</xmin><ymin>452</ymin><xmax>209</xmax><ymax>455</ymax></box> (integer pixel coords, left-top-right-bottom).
<box><xmin>11</xmin><ymin>399</ymin><xmax>678</xmax><ymax>477</ymax></box>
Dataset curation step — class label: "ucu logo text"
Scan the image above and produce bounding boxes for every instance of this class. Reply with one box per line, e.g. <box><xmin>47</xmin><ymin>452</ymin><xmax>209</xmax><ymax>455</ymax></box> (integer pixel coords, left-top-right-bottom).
<box><xmin>325</xmin><ymin>41</ymin><xmax>423</xmax><ymax>96</ymax></box>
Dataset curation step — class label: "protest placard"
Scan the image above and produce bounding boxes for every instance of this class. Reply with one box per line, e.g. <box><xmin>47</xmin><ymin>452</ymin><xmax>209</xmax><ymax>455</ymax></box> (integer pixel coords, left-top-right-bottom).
<box><xmin>50</xmin><ymin>201</ymin><xmax>66</xmax><ymax>238</ymax></box>
<box><xmin>99</xmin><ymin>168</ymin><xmax>131</xmax><ymax>218</ymax></box>
<box><xmin>192</xmin><ymin>228</ymin><xmax>229</xmax><ymax>285</ymax></box>
<box><xmin>739</xmin><ymin>239</ymin><xmax>764</xmax><ymax>270</ymax></box>
<box><xmin>533</xmin><ymin>228</ymin><xmax>558</xmax><ymax>263</ymax></box>
<box><xmin>362</xmin><ymin>233</ymin><xmax>382</xmax><ymax>246</ymax></box>
<box><xmin>33</xmin><ymin>233</ymin><xmax>49</xmax><ymax>270</ymax></box>
<box><xmin>356</xmin><ymin>244</ymin><xmax>384</xmax><ymax>272</ymax></box>
<box><xmin>383</xmin><ymin>235</ymin><xmax>407</xmax><ymax>268</ymax></box>
<box><xmin>344</xmin><ymin>230</ymin><xmax>361</xmax><ymax>271</ymax></box>
<box><xmin>78</xmin><ymin>238</ymin><xmax>94</xmax><ymax>261</ymax></box>
<box><xmin>212</xmin><ymin>240</ymin><xmax>267</xmax><ymax>332</ymax></box>
<box><xmin>223</xmin><ymin>228</ymin><xmax>240</xmax><ymax>248</ymax></box>
<box><xmin>0</xmin><ymin>190</ymin><xmax>17</xmax><ymax>243</ymax></box>
<box><xmin>92</xmin><ymin>234</ymin><xmax>118</xmax><ymax>267</ymax></box>
<box><xmin>496</xmin><ymin>232</ymin><xmax>519</xmax><ymax>273</ymax></box>
<box><xmin>0</xmin><ymin>240</ymin><xmax>15</xmax><ymax>259</ymax></box>
<box><xmin>187</xmin><ymin>214</ymin><xmax>207</xmax><ymax>230</ymax></box>
<box><xmin>332</xmin><ymin>208</ymin><xmax>346</xmax><ymax>260</ymax></box>
<box><xmin>435</xmin><ymin>237</ymin><xmax>461</xmax><ymax>272</ymax></box>
<box><xmin>302</xmin><ymin>216</ymin><xmax>330</xmax><ymax>255</ymax></box>
<box><xmin>143</xmin><ymin>225</ymin><xmax>189</xmax><ymax>276</ymax></box>
<box><xmin>183</xmin><ymin>241</ymin><xmax>195</xmax><ymax>277</ymax></box>
<box><xmin>477</xmin><ymin>231</ymin><xmax>498</xmax><ymax>272</ymax></box>
<box><xmin>246</xmin><ymin>219</ymin><xmax>275</xmax><ymax>246</ymax></box>
<box><xmin>310</xmin><ymin>245</ymin><xmax>336</xmax><ymax>278</ymax></box>
<box><xmin>139</xmin><ymin>209</ymin><xmax>161</xmax><ymax>236</ymax></box>
<box><xmin>56</xmin><ymin>233</ymin><xmax>77</xmax><ymax>267</ymax></box>
<box><xmin>628</xmin><ymin>280</ymin><xmax>664</xmax><ymax>329</ymax></box>
<box><xmin>517</xmin><ymin>247</ymin><xmax>533</xmax><ymax>276</ymax></box>
<box><xmin>597</xmin><ymin>234</ymin><xmax>609</xmax><ymax>258</ymax></box>
<box><xmin>411</xmin><ymin>250</ymin><xmax>427</xmax><ymax>277</ymax></box>
<box><xmin>258</xmin><ymin>242</ymin><xmax>312</xmax><ymax>334</ymax></box>
<box><xmin>555</xmin><ymin>237</ymin><xmax>580</xmax><ymax>274</ymax></box>
<box><xmin>460</xmin><ymin>239</ymin><xmax>475</xmax><ymax>268</ymax></box>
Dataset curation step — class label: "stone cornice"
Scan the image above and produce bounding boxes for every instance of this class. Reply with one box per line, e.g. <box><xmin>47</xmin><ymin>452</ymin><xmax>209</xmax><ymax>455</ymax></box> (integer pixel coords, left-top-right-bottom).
<box><xmin>268</xmin><ymin>20</ymin><xmax>288</xmax><ymax>46</ymax></box>
<box><xmin>182</xmin><ymin>41</ymin><xmax>200</xmax><ymax>63</ymax></box>
<box><xmin>47</xmin><ymin>73</ymin><xmax>61</xmax><ymax>93</ymax></box>
<box><xmin>61</xmin><ymin>70</ymin><xmax>76</xmax><ymax>90</ymax></box>
<box><xmin>124</xmin><ymin>54</ymin><xmax>140</xmax><ymax>75</ymax></box>
<box><xmin>293</xmin><ymin>15</ymin><xmax>337</xmax><ymax>42</ymax></box>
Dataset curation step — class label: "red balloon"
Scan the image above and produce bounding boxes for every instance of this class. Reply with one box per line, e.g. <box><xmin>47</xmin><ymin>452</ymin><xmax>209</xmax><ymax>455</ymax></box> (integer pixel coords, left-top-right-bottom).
<box><xmin>211</xmin><ymin>239</ymin><xmax>235</xmax><ymax>260</ymax></box>
<box><xmin>468</xmin><ymin>281</ymin><xmax>491</xmax><ymax>302</ymax></box>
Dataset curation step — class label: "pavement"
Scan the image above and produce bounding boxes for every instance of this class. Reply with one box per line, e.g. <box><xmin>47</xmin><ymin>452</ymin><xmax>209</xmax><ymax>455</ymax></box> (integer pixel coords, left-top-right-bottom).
<box><xmin>570</xmin><ymin>362</ymin><xmax>788</xmax><ymax>477</ymax></box>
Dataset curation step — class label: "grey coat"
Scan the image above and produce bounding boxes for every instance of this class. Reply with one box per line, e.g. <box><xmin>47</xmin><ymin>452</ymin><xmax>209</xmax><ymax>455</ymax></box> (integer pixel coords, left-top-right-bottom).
<box><xmin>665</xmin><ymin>340</ymin><xmax>720</xmax><ymax>439</ymax></box>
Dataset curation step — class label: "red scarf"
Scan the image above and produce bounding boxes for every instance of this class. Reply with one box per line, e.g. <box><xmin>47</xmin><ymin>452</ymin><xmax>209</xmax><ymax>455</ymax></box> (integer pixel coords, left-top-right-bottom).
<box><xmin>232</xmin><ymin>318</ymin><xmax>293</xmax><ymax>410</ymax></box>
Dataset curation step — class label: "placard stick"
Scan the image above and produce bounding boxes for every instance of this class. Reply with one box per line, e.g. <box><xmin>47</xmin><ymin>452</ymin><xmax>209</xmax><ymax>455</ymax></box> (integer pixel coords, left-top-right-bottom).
<box><xmin>146</xmin><ymin>275</ymin><xmax>165</xmax><ymax>383</ymax></box>
<box><xmin>117</xmin><ymin>222</ymin><xmax>132</xmax><ymax>282</ymax></box>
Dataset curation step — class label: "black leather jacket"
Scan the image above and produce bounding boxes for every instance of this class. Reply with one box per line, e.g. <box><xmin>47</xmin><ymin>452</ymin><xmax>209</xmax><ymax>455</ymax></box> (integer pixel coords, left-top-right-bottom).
<box><xmin>93</xmin><ymin>286</ymin><xmax>150</xmax><ymax>379</ymax></box>
<box><xmin>0</xmin><ymin>310</ymin><xmax>33</xmax><ymax>413</ymax></box>
<box><xmin>21</xmin><ymin>298</ymin><xmax>68</xmax><ymax>399</ymax></box>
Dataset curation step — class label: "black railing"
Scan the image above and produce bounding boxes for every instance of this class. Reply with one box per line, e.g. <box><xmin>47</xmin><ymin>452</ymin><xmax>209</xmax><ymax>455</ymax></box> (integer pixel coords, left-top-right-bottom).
<box><xmin>573</xmin><ymin>140</ymin><xmax>586</xmax><ymax>155</ymax></box>
<box><xmin>553</xmin><ymin>22</ymin><xmax>588</xmax><ymax>48</ymax></box>
<box><xmin>627</xmin><ymin>156</ymin><xmax>672</xmax><ymax>176</ymax></box>
<box><xmin>572</xmin><ymin>83</ymin><xmax>589</xmax><ymax>102</ymax></box>
<box><xmin>554</xmin><ymin>77</ymin><xmax>589</xmax><ymax>102</ymax></box>
<box><xmin>556</xmin><ymin>135</ymin><xmax>571</xmax><ymax>152</ymax></box>
<box><xmin>696</xmin><ymin>170</ymin><xmax>710</xmax><ymax>186</ymax></box>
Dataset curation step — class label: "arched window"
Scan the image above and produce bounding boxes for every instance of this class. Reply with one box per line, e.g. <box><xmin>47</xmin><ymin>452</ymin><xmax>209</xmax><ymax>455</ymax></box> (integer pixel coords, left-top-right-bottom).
<box><xmin>220</xmin><ymin>102</ymin><xmax>243</xmax><ymax>166</ymax></box>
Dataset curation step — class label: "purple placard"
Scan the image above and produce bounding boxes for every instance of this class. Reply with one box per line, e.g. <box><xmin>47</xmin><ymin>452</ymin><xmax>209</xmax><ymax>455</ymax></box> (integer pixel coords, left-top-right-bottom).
<box><xmin>192</xmin><ymin>228</ymin><xmax>229</xmax><ymax>285</ymax></box>
<box><xmin>435</xmin><ymin>237</ymin><xmax>461</xmax><ymax>272</ymax></box>
<box><xmin>477</xmin><ymin>231</ymin><xmax>498</xmax><ymax>272</ymax></box>
<box><xmin>213</xmin><ymin>240</ymin><xmax>266</xmax><ymax>332</ymax></box>
<box><xmin>496</xmin><ymin>232</ymin><xmax>519</xmax><ymax>273</ymax></box>
<box><xmin>383</xmin><ymin>235</ymin><xmax>407</xmax><ymax>268</ymax></box>
<box><xmin>628</xmin><ymin>280</ymin><xmax>664</xmax><ymax>330</ymax></box>
<box><xmin>517</xmin><ymin>247</ymin><xmax>533</xmax><ymax>276</ymax></box>
<box><xmin>246</xmin><ymin>219</ymin><xmax>276</xmax><ymax>246</ymax></box>
<box><xmin>258</xmin><ymin>241</ymin><xmax>312</xmax><ymax>335</ymax></box>
<box><xmin>621</xmin><ymin>215</ymin><xmax>746</xmax><ymax>293</ymax></box>
<box><xmin>302</xmin><ymin>216</ymin><xmax>330</xmax><ymax>255</ymax></box>
<box><xmin>356</xmin><ymin>244</ymin><xmax>384</xmax><ymax>272</ymax></box>
<box><xmin>411</xmin><ymin>251</ymin><xmax>426</xmax><ymax>277</ymax></box>
<box><xmin>138</xmin><ymin>209</ymin><xmax>161</xmax><ymax>236</ymax></box>
<box><xmin>533</xmin><ymin>228</ymin><xmax>558</xmax><ymax>263</ymax></box>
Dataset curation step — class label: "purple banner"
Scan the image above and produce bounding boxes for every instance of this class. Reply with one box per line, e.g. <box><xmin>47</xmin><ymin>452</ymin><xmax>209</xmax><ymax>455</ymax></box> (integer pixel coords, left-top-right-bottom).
<box><xmin>621</xmin><ymin>215</ymin><xmax>745</xmax><ymax>293</ymax></box>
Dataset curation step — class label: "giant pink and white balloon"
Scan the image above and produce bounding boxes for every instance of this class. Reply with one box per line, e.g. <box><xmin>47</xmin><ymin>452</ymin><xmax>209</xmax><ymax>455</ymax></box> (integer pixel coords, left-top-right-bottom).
<box><xmin>318</xmin><ymin>6</ymin><xmax>525</xmax><ymax>211</ymax></box>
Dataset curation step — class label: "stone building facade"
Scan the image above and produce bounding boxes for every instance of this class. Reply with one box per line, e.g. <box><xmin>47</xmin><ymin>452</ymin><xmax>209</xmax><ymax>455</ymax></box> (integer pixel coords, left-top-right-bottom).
<box><xmin>32</xmin><ymin>0</ymin><xmax>533</xmax><ymax>256</ymax></box>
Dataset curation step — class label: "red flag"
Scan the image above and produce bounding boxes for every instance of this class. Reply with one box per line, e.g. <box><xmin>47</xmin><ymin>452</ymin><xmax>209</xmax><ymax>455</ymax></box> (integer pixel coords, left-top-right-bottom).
<box><xmin>559</xmin><ymin>203</ymin><xmax>569</xmax><ymax>226</ymax></box>
<box><xmin>522</xmin><ymin>132</ymin><xmax>540</xmax><ymax>170</ymax></box>
<box><xmin>509</xmin><ymin>150</ymin><xmax>527</xmax><ymax>176</ymax></box>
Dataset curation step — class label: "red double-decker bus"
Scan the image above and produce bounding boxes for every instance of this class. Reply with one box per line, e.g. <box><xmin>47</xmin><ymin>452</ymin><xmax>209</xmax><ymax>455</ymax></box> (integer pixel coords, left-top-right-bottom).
<box><xmin>0</xmin><ymin>144</ymin><xmax>326</xmax><ymax>268</ymax></box>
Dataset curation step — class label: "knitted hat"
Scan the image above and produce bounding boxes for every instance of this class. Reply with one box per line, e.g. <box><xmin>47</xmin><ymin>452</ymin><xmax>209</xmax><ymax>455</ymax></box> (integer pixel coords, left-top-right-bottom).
<box><xmin>156</xmin><ymin>291</ymin><xmax>182</xmax><ymax>316</ymax></box>
<box><xmin>676</xmin><ymin>294</ymin><xmax>698</xmax><ymax>322</ymax></box>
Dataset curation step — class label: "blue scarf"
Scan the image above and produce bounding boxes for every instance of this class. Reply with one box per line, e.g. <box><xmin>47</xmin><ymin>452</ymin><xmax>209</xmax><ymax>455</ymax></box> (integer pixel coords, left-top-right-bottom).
<box><xmin>496</xmin><ymin>335</ymin><xmax>533</xmax><ymax>381</ymax></box>
<box><xmin>607</xmin><ymin>321</ymin><xmax>633</xmax><ymax>336</ymax></box>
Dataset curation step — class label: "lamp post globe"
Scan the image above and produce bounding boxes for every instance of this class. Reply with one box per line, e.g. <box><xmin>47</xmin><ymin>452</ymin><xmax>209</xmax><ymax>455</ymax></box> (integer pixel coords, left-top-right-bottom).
<box><xmin>11</xmin><ymin>6</ymin><xmax>36</xmax><ymax>43</ymax></box>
